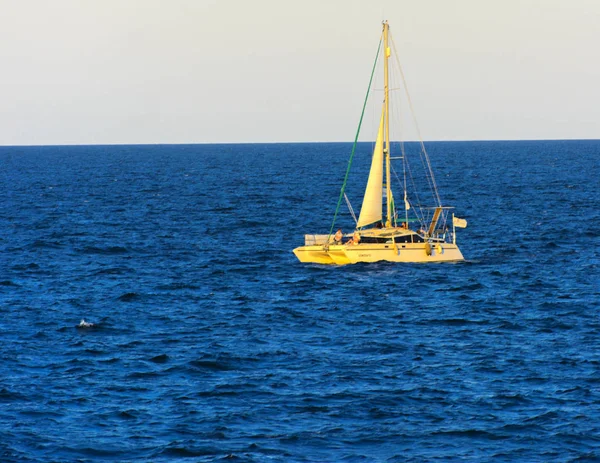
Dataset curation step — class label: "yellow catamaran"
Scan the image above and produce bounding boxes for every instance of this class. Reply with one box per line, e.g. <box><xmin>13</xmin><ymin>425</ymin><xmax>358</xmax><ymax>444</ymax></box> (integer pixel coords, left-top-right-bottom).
<box><xmin>293</xmin><ymin>21</ymin><xmax>467</xmax><ymax>265</ymax></box>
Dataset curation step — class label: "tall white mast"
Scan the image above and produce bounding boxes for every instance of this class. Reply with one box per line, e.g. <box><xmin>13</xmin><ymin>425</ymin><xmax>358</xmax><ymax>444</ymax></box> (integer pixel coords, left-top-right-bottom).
<box><xmin>383</xmin><ymin>21</ymin><xmax>392</xmax><ymax>227</ymax></box>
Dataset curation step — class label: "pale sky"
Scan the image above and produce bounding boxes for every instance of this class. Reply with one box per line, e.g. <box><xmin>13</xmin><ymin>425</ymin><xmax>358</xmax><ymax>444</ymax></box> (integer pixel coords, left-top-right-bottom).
<box><xmin>1</xmin><ymin>0</ymin><xmax>599</xmax><ymax>145</ymax></box>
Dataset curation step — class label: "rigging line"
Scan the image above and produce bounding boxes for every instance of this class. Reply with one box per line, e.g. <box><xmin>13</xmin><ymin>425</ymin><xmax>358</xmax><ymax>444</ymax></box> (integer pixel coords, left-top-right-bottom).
<box><xmin>394</xmin><ymin>54</ymin><xmax>440</xmax><ymax>212</ymax></box>
<box><xmin>390</xmin><ymin>161</ymin><xmax>423</xmax><ymax>225</ymax></box>
<box><xmin>370</xmin><ymin>45</ymin><xmax>383</xmax><ymax>155</ymax></box>
<box><xmin>400</xmin><ymin>137</ymin><xmax>426</xmax><ymax>224</ymax></box>
<box><xmin>390</xmin><ymin>44</ymin><xmax>438</xmax><ymax>209</ymax></box>
<box><xmin>389</xmin><ymin>31</ymin><xmax>442</xmax><ymax>207</ymax></box>
<box><xmin>406</xmin><ymin>156</ymin><xmax>425</xmax><ymax>223</ymax></box>
<box><xmin>369</xmin><ymin>55</ymin><xmax>380</xmax><ymax>157</ymax></box>
<box><xmin>387</xmin><ymin>34</ymin><xmax>437</xmax><ymax>217</ymax></box>
<box><xmin>417</xmin><ymin>144</ymin><xmax>438</xmax><ymax>205</ymax></box>
<box><xmin>388</xmin><ymin>59</ymin><xmax>426</xmax><ymax>227</ymax></box>
<box><xmin>393</xmin><ymin>155</ymin><xmax>425</xmax><ymax>226</ymax></box>
<box><xmin>344</xmin><ymin>193</ymin><xmax>358</xmax><ymax>225</ymax></box>
<box><xmin>390</xmin><ymin>95</ymin><xmax>426</xmax><ymax>227</ymax></box>
<box><xmin>387</xmin><ymin>73</ymin><xmax>404</xmax><ymax>217</ymax></box>
<box><xmin>328</xmin><ymin>34</ymin><xmax>383</xmax><ymax>239</ymax></box>
<box><xmin>390</xmin><ymin>70</ymin><xmax>414</xmax><ymax>227</ymax></box>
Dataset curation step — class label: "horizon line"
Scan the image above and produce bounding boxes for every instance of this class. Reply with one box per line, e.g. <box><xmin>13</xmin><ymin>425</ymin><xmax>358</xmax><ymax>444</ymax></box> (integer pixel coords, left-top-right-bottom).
<box><xmin>1</xmin><ymin>137</ymin><xmax>599</xmax><ymax>148</ymax></box>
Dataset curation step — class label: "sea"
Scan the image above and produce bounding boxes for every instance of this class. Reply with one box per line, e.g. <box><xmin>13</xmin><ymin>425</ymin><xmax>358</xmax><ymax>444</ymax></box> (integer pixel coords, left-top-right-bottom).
<box><xmin>0</xmin><ymin>140</ymin><xmax>599</xmax><ymax>462</ymax></box>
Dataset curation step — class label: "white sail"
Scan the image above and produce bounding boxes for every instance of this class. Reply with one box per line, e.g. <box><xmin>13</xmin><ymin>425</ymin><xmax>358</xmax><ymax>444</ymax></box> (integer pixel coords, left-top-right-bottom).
<box><xmin>357</xmin><ymin>107</ymin><xmax>385</xmax><ymax>228</ymax></box>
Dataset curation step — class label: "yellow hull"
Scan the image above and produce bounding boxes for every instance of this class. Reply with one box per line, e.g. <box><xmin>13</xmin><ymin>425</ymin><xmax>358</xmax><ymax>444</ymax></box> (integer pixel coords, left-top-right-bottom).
<box><xmin>326</xmin><ymin>245</ymin><xmax>352</xmax><ymax>265</ymax></box>
<box><xmin>293</xmin><ymin>242</ymin><xmax>464</xmax><ymax>265</ymax></box>
<box><xmin>292</xmin><ymin>245</ymin><xmax>335</xmax><ymax>264</ymax></box>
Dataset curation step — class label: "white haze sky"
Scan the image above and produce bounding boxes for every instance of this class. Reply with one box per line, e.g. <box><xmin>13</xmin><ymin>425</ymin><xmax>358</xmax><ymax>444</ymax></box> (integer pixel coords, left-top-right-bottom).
<box><xmin>1</xmin><ymin>0</ymin><xmax>599</xmax><ymax>145</ymax></box>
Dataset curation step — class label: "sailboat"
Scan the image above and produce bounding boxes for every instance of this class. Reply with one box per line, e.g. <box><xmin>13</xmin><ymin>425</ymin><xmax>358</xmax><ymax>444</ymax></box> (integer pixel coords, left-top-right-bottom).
<box><xmin>293</xmin><ymin>21</ymin><xmax>467</xmax><ymax>265</ymax></box>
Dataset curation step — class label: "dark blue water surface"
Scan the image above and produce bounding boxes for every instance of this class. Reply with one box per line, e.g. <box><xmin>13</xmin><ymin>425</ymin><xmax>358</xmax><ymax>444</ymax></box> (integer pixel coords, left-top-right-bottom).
<box><xmin>1</xmin><ymin>141</ymin><xmax>599</xmax><ymax>462</ymax></box>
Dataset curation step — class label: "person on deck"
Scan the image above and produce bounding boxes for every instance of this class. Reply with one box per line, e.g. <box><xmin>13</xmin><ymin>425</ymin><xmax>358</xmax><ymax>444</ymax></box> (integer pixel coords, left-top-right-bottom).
<box><xmin>334</xmin><ymin>229</ymin><xmax>343</xmax><ymax>244</ymax></box>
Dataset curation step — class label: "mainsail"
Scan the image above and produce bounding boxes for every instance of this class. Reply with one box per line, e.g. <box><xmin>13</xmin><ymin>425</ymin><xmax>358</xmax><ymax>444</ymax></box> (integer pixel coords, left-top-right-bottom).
<box><xmin>357</xmin><ymin>107</ymin><xmax>385</xmax><ymax>228</ymax></box>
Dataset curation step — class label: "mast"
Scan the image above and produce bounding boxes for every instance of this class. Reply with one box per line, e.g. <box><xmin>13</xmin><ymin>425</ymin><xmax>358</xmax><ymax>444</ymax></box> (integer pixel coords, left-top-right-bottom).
<box><xmin>383</xmin><ymin>21</ymin><xmax>392</xmax><ymax>227</ymax></box>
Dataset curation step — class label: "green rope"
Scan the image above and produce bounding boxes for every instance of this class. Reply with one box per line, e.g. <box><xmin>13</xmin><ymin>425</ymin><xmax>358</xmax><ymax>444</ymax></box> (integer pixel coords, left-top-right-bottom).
<box><xmin>328</xmin><ymin>37</ymin><xmax>382</xmax><ymax>239</ymax></box>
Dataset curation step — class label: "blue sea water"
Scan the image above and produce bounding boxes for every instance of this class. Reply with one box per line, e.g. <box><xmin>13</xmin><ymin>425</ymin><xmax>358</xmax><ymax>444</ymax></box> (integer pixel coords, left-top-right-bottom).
<box><xmin>0</xmin><ymin>140</ymin><xmax>599</xmax><ymax>462</ymax></box>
